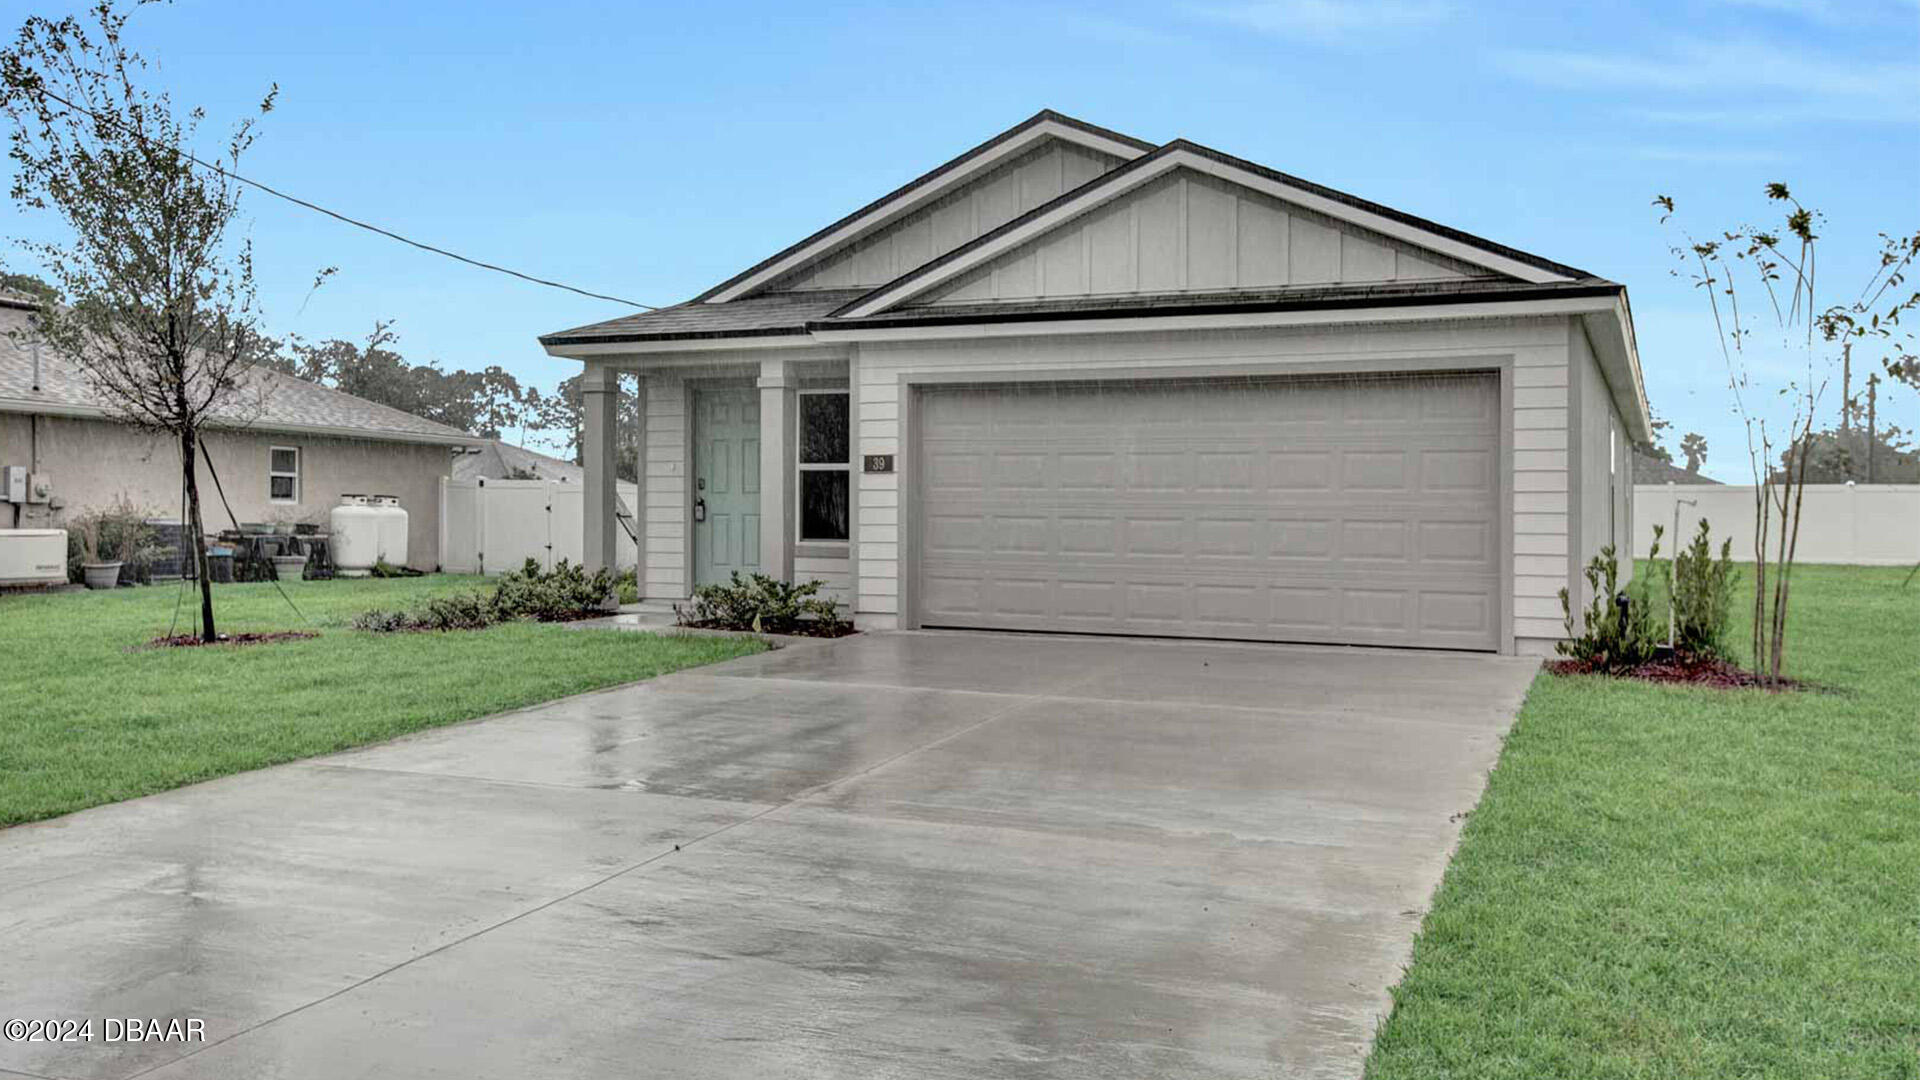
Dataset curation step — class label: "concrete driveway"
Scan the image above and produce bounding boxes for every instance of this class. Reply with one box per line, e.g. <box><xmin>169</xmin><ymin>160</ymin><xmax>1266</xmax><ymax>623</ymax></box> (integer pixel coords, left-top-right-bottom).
<box><xmin>0</xmin><ymin>631</ymin><xmax>1537</xmax><ymax>1080</ymax></box>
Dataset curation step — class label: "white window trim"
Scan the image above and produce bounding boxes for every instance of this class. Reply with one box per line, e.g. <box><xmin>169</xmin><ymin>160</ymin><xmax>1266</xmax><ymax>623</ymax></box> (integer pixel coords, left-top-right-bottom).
<box><xmin>795</xmin><ymin>389</ymin><xmax>851</xmax><ymax>545</ymax></box>
<box><xmin>269</xmin><ymin>445</ymin><xmax>301</xmax><ymax>505</ymax></box>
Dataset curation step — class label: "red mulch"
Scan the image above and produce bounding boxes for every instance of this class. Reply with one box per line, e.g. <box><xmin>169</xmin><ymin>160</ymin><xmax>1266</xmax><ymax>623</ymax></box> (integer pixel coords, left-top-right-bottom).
<box><xmin>1547</xmin><ymin>653</ymin><xmax>1804</xmax><ymax>690</ymax></box>
<box><xmin>147</xmin><ymin>631</ymin><xmax>320</xmax><ymax>649</ymax></box>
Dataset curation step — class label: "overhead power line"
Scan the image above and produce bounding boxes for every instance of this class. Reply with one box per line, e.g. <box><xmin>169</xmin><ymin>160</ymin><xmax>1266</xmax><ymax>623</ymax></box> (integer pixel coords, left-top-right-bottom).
<box><xmin>19</xmin><ymin>83</ymin><xmax>657</xmax><ymax>310</ymax></box>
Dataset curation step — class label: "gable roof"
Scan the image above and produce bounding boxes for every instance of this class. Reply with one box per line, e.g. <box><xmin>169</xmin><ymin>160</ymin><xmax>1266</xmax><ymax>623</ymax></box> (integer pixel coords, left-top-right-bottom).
<box><xmin>831</xmin><ymin>139</ymin><xmax>1601</xmax><ymax>320</ymax></box>
<box><xmin>455</xmin><ymin>439</ymin><xmax>585</xmax><ymax>482</ymax></box>
<box><xmin>689</xmin><ymin>110</ymin><xmax>1155</xmax><ymax>304</ymax></box>
<box><xmin>0</xmin><ymin>304</ymin><xmax>477</xmax><ymax>446</ymax></box>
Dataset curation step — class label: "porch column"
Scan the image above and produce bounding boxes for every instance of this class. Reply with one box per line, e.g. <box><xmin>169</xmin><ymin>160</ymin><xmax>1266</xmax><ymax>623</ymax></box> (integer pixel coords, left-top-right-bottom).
<box><xmin>758</xmin><ymin>357</ymin><xmax>796</xmax><ymax>581</ymax></box>
<box><xmin>581</xmin><ymin>363</ymin><xmax>620</xmax><ymax>583</ymax></box>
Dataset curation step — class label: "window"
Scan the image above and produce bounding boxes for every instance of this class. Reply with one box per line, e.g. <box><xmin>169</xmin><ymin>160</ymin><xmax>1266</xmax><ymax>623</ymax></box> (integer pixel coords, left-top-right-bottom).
<box><xmin>269</xmin><ymin>446</ymin><xmax>300</xmax><ymax>503</ymax></box>
<box><xmin>797</xmin><ymin>391</ymin><xmax>849</xmax><ymax>543</ymax></box>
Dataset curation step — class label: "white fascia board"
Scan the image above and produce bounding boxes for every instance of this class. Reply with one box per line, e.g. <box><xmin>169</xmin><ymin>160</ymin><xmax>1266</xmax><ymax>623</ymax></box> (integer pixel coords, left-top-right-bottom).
<box><xmin>841</xmin><ymin>148</ymin><xmax>1575</xmax><ymax>318</ymax></box>
<box><xmin>543</xmin><ymin>337</ymin><xmax>847</xmax><ymax>360</ymax></box>
<box><xmin>810</xmin><ymin>295</ymin><xmax>1620</xmax><ymax>344</ymax></box>
<box><xmin>1581</xmin><ymin>297</ymin><xmax>1653</xmax><ymax>442</ymax></box>
<box><xmin>700</xmin><ymin>120</ymin><xmax>1150</xmax><ymax>305</ymax></box>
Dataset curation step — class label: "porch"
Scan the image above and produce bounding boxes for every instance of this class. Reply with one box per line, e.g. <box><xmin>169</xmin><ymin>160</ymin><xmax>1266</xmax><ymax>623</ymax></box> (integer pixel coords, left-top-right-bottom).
<box><xmin>579</xmin><ymin>352</ymin><xmax>856</xmax><ymax>607</ymax></box>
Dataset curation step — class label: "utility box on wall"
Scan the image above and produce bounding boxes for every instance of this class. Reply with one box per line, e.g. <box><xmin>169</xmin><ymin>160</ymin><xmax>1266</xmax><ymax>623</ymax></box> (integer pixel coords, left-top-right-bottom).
<box><xmin>0</xmin><ymin>465</ymin><xmax>24</xmax><ymax>503</ymax></box>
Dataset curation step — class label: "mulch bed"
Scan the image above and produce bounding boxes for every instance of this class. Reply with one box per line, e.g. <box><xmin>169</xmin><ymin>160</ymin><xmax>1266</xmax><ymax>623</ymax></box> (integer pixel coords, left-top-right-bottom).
<box><xmin>1548</xmin><ymin>653</ymin><xmax>1805</xmax><ymax>691</ymax></box>
<box><xmin>676</xmin><ymin>619</ymin><xmax>859</xmax><ymax>639</ymax></box>
<box><xmin>146</xmin><ymin>631</ymin><xmax>320</xmax><ymax>649</ymax></box>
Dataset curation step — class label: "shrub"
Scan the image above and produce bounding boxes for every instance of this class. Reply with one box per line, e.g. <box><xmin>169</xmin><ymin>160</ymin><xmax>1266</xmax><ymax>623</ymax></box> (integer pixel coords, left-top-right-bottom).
<box><xmin>1665</xmin><ymin>518</ymin><xmax>1738</xmax><ymax>659</ymax></box>
<box><xmin>1558</xmin><ymin>541</ymin><xmax>1663</xmax><ymax>671</ymax></box>
<box><xmin>350</xmin><ymin>608</ymin><xmax>416</xmax><ymax>633</ymax></box>
<box><xmin>678</xmin><ymin>572</ymin><xmax>847</xmax><ymax>634</ymax></box>
<box><xmin>352</xmin><ymin>560</ymin><xmax>613</xmax><ymax>633</ymax></box>
<box><xmin>63</xmin><ymin>497</ymin><xmax>163</xmax><ymax>583</ymax></box>
<box><xmin>491</xmin><ymin>558</ymin><xmax>616</xmax><ymax>622</ymax></box>
<box><xmin>614</xmin><ymin>568</ymin><xmax>639</xmax><ymax>606</ymax></box>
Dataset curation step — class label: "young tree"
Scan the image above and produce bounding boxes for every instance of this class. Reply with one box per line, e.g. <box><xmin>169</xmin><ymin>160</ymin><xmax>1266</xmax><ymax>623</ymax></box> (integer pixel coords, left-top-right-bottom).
<box><xmin>2</xmin><ymin>1</ymin><xmax>286</xmax><ymax>641</ymax></box>
<box><xmin>1658</xmin><ymin>188</ymin><xmax>1917</xmax><ymax>682</ymax></box>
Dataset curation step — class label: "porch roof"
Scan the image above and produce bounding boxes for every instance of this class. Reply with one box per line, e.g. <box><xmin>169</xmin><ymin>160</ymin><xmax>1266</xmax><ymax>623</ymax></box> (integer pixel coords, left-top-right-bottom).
<box><xmin>538</xmin><ymin>289</ymin><xmax>868</xmax><ymax>347</ymax></box>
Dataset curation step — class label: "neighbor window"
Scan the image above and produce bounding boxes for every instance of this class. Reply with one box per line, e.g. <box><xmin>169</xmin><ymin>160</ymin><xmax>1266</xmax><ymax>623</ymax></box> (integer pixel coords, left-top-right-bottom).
<box><xmin>269</xmin><ymin>446</ymin><xmax>301</xmax><ymax>503</ymax></box>
<box><xmin>797</xmin><ymin>391</ymin><xmax>849</xmax><ymax>543</ymax></box>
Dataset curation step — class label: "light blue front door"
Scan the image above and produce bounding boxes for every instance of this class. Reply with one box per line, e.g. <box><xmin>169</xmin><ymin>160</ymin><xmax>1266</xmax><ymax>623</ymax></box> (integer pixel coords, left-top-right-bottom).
<box><xmin>693</xmin><ymin>387</ymin><xmax>761</xmax><ymax>587</ymax></box>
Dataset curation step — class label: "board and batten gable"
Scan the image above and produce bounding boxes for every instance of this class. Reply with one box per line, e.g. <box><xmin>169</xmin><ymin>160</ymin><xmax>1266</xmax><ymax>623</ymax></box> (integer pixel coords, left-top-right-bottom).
<box><xmin>766</xmin><ymin>140</ymin><xmax>1126</xmax><ymax>294</ymax></box>
<box><xmin>848</xmin><ymin>316</ymin><xmax>1579</xmax><ymax>654</ymax></box>
<box><xmin>912</xmin><ymin>168</ymin><xmax>1485</xmax><ymax>306</ymax></box>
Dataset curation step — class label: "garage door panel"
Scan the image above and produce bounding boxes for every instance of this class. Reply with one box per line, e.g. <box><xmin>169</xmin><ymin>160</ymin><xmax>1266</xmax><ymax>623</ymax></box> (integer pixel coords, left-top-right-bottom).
<box><xmin>916</xmin><ymin>373</ymin><xmax>1500</xmax><ymax>649</ymax></box>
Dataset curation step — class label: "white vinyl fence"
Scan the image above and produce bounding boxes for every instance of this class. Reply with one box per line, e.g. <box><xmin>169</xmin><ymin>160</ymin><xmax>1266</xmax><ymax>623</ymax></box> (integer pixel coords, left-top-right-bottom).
<box><xmin>439</xmin><ymin>478</ymin><xmax>639</xmax><ymax>575</ymax></box>
<box><xmin>1635</xmin><ymin>483</ymin><xmax>1920</xmax><ymax>566</ymax></box>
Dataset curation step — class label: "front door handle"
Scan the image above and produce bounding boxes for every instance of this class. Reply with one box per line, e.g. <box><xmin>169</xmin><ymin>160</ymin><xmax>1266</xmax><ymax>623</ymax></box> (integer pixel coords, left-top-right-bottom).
<box><xmin>693</xmin><ymin>497</ymin><xmax>707</xmax><ymax>523</ymax></box>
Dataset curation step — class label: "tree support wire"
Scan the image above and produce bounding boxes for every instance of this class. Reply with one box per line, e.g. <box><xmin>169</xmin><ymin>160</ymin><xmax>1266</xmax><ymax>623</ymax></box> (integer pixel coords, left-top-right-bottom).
<box><xmin>197</xmin><ymin>437</ymin><xmax>309</xmax><ymax>626</ymax></box>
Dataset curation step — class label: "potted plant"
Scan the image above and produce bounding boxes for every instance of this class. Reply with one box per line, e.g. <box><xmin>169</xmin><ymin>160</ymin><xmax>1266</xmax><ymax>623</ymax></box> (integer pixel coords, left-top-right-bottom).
<box><xmin>72</xmin><ymin>515</ymin><xmax>122</xmax><ymax>590</ymax></box>
<box><xmin>67</xmin><ymin>499</ymin><xmax>160</xmax><ymax>590</ymax></box>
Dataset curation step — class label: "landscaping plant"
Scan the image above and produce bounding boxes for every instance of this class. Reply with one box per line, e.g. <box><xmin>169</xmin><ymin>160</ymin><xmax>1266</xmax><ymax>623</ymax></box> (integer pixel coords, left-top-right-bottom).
<box><xmin>1663</xmin><ymin>518</ymin><xmax>1739</xmax><ymax>659</ymax></box>
<box><xmin>352</xmin><ymin>558</ymin><xmax>615</xmax><ymax>632</ymax></box>
<box><xmin>1557</xmin><ymin>542</ymin><xmax>1663</xmax><ymax>672</ymax></box>
<box><xmin>1656</xmin><ymin>187</ymin><xmax>1918</xmax><ymax>684</ymax></box>
<box><xmin>677</xmin><ymin>572</ymin><xmax>849</xmax><ymax>635</ymax></box>
<box><xmin>63</xmin><ymin>497</ymin><xmax>161</xmax><ymax>584</ymax></box>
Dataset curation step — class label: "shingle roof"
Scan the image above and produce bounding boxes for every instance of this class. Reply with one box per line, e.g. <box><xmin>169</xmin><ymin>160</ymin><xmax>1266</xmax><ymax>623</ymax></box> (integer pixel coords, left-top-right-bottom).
<box><xmin>0</xmin><ymin>304</ymin><xmax>478</xmax><ymax>445</ymax></box>
<box><xmin>453</xmin><ymin>439</ymin><xmax>584</xmax><ymax>482</ymax></box>
<box><xmin>813</xmin><ymin>278</ymin><xmax>1621</xmax><ymax>331</ymax></box>
<box><xmin>539</xmin><ymin>289</ymin><xmax>870</xmax><ymax>346</ymax></box>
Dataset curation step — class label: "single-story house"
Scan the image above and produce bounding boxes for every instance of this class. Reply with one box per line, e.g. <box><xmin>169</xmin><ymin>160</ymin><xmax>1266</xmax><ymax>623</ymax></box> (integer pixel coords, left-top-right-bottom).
<box><xmin>1</xmin><ymin>294</ymin><xmax>477</xmax><ymax>568</ymax></box>
<box><xmin>540</xmin><ymin>111</ymin><xmax>1649</xmax><ymax>655</ymax></box>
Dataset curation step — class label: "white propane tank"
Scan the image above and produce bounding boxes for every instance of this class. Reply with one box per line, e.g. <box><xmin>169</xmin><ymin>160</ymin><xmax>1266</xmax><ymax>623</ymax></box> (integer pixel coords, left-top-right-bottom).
<box><xmin>329</xmin><ymin>495</ymin><xmax>381</xmax><ymax>577</ymax></box>
<box><xmin>373</xmin><ymin>495</ymin><xmax>409</xmax><ymax>568</ymax></box>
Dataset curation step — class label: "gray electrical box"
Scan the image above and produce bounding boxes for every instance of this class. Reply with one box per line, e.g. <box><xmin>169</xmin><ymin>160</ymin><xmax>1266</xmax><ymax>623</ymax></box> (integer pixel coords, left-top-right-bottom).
<box><xmin>0</xmin><ymin>465</ymin><xmax>24</xmax><ymax>503</ymax></box>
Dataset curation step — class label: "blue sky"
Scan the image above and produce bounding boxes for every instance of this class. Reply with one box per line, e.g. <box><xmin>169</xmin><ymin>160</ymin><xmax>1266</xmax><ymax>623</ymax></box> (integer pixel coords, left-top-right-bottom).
<box><xmin>5</xmin><ymin>0</ymin><xmax>1917</xmax><ymax>479</ymax></box>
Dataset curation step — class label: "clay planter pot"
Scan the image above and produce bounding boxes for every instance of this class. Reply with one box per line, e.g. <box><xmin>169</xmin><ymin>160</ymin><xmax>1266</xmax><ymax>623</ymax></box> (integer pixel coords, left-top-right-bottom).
<box><xmin>82</xmin><ymin>561</ymin><xmax>124</xmax><ymax>590</ymax></box>
<box><xmin>270</xmin><ymin>554</ymin><xmax>308</xmax><ymax>582</ymax></box>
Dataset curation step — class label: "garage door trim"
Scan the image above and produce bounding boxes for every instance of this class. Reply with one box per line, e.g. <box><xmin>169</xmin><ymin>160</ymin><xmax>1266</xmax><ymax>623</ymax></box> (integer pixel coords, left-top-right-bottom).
<box><xmin>898</xmin><ymin>360</ymin><xmax>1514</xmax><ymax>654</ymax></box>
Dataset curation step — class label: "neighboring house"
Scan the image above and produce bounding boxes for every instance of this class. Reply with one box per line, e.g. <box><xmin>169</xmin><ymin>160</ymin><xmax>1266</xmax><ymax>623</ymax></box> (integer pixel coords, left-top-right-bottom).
<box><xmin>1633</xmin><ymin>449</ymin><xmax>1721</xmax><ymax>486</ymax></box>
<box><xmin>453</xmin><ymin>439</ymin><xmax>586</xmax><ymax>483</ymax></box>
<box><xmin>541</xmin><ymin>111</ymin><xmax>1650</xmax><ymax>656</ymax></box>
<box><xmin>1</xmin><ymin>294</ymin><xmax>477</xmax><ymax>568</ymax></box>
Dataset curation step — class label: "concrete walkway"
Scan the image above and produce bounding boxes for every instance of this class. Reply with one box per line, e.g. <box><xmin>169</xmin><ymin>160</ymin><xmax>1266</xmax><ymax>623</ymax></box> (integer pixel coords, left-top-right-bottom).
<box><xmin>0</xmin><ymin>632</ymin><xmax>1538</xmax><ymax>1080</ymax></box>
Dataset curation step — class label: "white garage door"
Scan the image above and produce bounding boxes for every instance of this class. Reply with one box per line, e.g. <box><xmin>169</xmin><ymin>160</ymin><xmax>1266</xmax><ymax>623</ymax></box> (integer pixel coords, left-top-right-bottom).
<box><xmin>915</xmin><ymin>372</ymin><xmax>1501</xmax><ymax>650</ymax></box>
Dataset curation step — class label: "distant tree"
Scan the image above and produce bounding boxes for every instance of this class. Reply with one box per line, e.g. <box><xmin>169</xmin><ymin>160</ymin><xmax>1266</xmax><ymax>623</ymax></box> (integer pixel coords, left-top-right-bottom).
<box><xmin>0</xmin><ymin>268</ymin><xmax>58</xmax><ymax>304</ymax></box>
<box><xmin>1680</xmin><ymin>432</ymin><xmax>1709</xmax><ymax>474</ymax></box>
<box><xmin>1784</xmin><ymin>423</ymin><xmax>1919</xmax><ymax>484</ymax></box>
<box><xmin>1</xmin><ymin>0</ymin><xmax>294</xmax><ymax>642</ymax></box>
<box><xmin>530</xmin><ymin>371</ymin><xmax>641</xmax><ymax>482</ymax></box>
<box><xmin>1645</xmin><ymin>410</ymin><xmax>1675</xmax><ymax>463</ymax></box>
<box><xmin>265</xmin><ymin>320</ymin><xmax>542</xmax><ymax>440</ymax></box>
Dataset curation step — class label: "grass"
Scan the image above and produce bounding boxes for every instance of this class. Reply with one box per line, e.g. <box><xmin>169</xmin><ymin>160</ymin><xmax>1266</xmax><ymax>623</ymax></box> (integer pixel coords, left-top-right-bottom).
<box><xmin>1364</xmin><ymin>564</ymin><xmax>1920</xmax><ymax>1080</ymax></box>
<box><xmin>0</xmin><ymin>575</ymin><xmax>767</xmax><ymax>827</ymax></box>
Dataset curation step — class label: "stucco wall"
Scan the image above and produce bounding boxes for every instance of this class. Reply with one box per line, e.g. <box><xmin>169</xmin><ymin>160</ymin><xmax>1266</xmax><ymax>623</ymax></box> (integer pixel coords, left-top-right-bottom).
<box><xmin>0</xmin><ymin>412</ymin><xmax>452</xmax><ymax>569</ymax></box>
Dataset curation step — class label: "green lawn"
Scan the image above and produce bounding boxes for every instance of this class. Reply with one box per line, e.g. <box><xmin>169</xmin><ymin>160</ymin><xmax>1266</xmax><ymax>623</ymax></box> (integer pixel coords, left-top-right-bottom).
<box><xmin>0</xmin><ymin>576</ymin><xmax>766</xmax><ymax>827</ymax></box>
<box><xmin>1365</xmin><ymin>564</ymin><xmax>1920</xmax><ymax>1080</ymax></box>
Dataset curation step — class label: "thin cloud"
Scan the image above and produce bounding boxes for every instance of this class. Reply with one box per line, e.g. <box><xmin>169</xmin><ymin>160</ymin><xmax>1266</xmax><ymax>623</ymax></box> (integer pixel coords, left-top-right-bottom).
<box><xmin>1631</xmin><ymin>145</ymin><xmax>1786</xmax><ymax>165</ymax></box>
<box><xmin>1188</xmin><ymin>0</ymin><xmax>1456</xmax><ymax>41</ymax></box>
<box><xmin>1500</xmin><ymin>37</ymin><xmax>1920</xmax><ymax>124</ymax></box>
